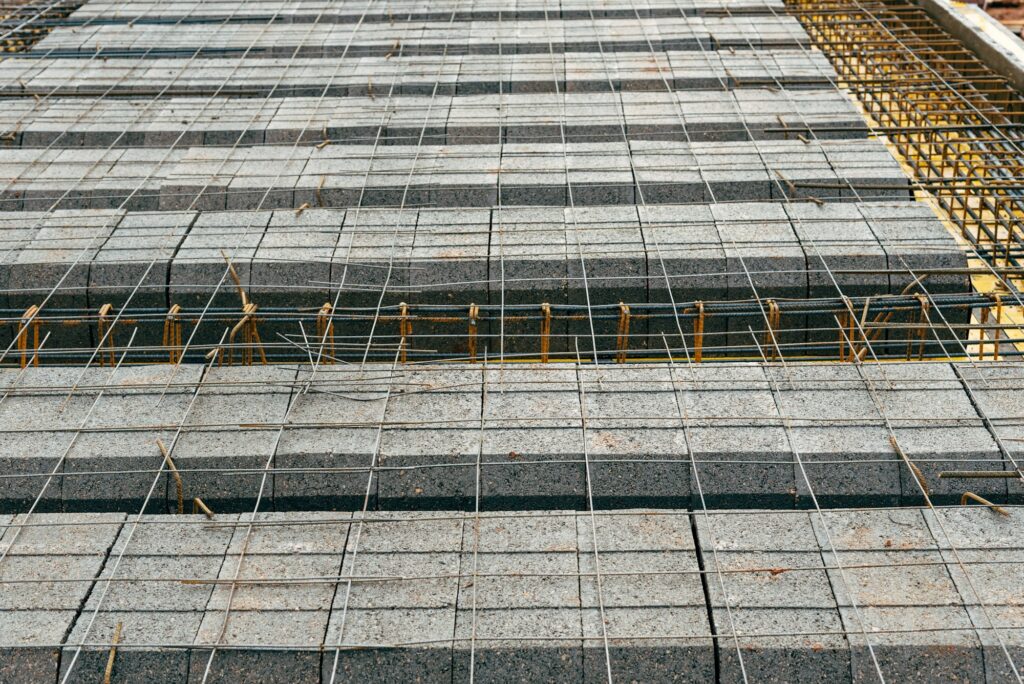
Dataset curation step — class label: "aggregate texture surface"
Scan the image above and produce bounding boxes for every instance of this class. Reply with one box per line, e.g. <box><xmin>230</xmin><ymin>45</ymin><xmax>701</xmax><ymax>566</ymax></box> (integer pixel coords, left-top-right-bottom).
<box><xmin>0</xmin><ymin>507</ymin><xmax>1019</xmax><ymax>683</ymax></box>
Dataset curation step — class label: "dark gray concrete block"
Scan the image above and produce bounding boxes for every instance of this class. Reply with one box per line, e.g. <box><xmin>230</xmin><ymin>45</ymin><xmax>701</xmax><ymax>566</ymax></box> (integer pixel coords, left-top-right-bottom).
<box><xmin>839</xmin><ymin>606</ymin><xmax>984</xmax><ymax>684</ymax></box>
<box><xmin>191</xmin><ymin>610</ymin><xmax>329</xmax><ymax>683</ymax></box>
<box><xmin>62</xmin><ymin>611</ymin><xmax>204</xmax><ymax>684</ymax></box>
<box><xmin>714</xmin><ymin>607</ymin><xmax>850</xmax><ymax>684</ymax></box>
<box><xmin>323</xmin><ymin>608</ymin><xmax>455</xmax><ymax>683</ymax></box>
<box><xmin>582</xmin><ymin>607</ymin><xmax>713</xmax><ymax>684</ymax></box>
<box><xmin>453</xmin><ymin>607</ymin><xmax>584</xmax><ymax>684</ymax></box>
<box><xmin>0</xmin><ymin>610</ymin><xmax>70</xmax><ymax>683</ymax></box>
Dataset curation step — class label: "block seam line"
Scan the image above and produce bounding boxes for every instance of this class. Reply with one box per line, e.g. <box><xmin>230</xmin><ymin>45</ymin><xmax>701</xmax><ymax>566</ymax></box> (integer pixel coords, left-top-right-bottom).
<box><xmin>318</xmin><ymin>511</ymin><xmax>355</xmax><ymax>684</ymax></box>
<box><xmin>54</xmin><ymin>512</ymin><xmax>127</xmax><ymax>684</ymax></box>
<box><xmin>689</xmin><ymin>510</ymin><xmax>722</xmax><ymax>684</ymax></box>
<box><xmin>164</xmin><ymin>210</ymin><xmax>202</xmax><ymax>313</ymax></box>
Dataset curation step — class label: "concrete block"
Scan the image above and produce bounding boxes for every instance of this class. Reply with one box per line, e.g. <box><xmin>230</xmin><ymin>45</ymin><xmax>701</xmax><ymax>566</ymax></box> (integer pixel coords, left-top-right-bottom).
<box><xmin>348</xmin><ymin>511</ymin><xmax>463</xmax><ymax>554</ymax></box>
<box><xmin>378</xmin><ymin>427</ymin><xmax>479</xmax><ymax>510</ymax></box>
<box><xmin>105</xmin><ymin>514</ymin><xmax>238</xmax><ymax>558</ymax></box>
<box><xmin>839</xmin><ymin>606</ymin><xmax>984</xmax><ymax>683</ymax></box>
<box><xmin>206</xmin><ymin>554</ymin><xmax>341</xmax><ymax>612</ymax></box>
<box><xmin>695</xmin><ymin>509</ymin><xmax>819</xmax><ymax>551</ymax></box>
<box><xmin>0</xmin><ymin>610</ymin><xmax>70</xmax><ymax>683</ymax></box>
<box><xmin>687</xmin><ymin>420</ymin><xmax>795</xmax><ymax>508</ymax></box>
<box><xmin>323</xmin><ymin>608</ymin><xmax>454</xmax><ymax>683</ymax></box>
<box><xmin>489</xmin><ymin>207</ymin><xmax>569</xmax><ymax>355</ymax></box>
<box><xmin>463</xmin><ymin>550</ymin><xmax>578</xmax><ymax>612</ymax></box>
<box><xmin>169</xmin><ymin>366</ymin><xmax>295</xmax><ymax>511</ymax></box>
<box><xmin>277</xmin><ymin>372</ymin><xmax>386</xmax><ymax>509</ymax></box>
<box><xmin>339</xmin><ymin>552</ymin><xmax>460</xmax><ymax>610</ymax></box>
<box><xmin>0</xmin><ymin>554</ymin><xmax>107</xmax><ymax>610</ymax></box>
<box><xmin>453</xmin><ymin>607</ymin><xmax>584</xmax><ymax>684</ymax></box>
<box><xmin>478</xmin><ymin>369</ymin><xmax>584</xmax><ymax>508</ymax></box>
<box><xmin>703</xmin><ymin>550</ymin><xmax>836</xmax><ymax>610</ymax></box>
<box><xmin>62</xmin><ymin>611</ymin><xmax>205</xmax><ymax>684</ymax></box>
<box><xmin>813</xmin><ymin>508</ymin><xmax>933</xmax><ymax>553</ymax></box>
<box><xmin>0</xmin><ymin>432</ymin><xmax>68</xmax><ymax>513</ymax></box>
<box><xmin>82</xmin><ymin>554</ymin><xmax>223</xmax><ymax>612</ymax></box>
<box><xmin>191</xmin><ymin>610</ymin><xmax>329</xmax><ymax>683</ymax></box>
<box><xmin>714</xmin><ymin>607</ymin><xmax>850</xmax><ymax>684</ymax></box>
<box><xmin>581</xmin><ymin>607</ymin><xmax>713</xmax><ymax>684</ymax></box>
<box><xmin>789</xmin><ymin>426</ymin><xmax>902</xmax><ymax>507</ymax></box>
<box><xmin>376</xmin><ymin>368</ymin><xmax>481</xmax><ymax>507</ymax></box>
<box><xmin>585</xmin><ymin>428</ymin><xmax>690</xmax><ymax>508</ymax></box>
<box><xmin>1</xmin><ymin>512</ymin><xmax>124</xmax><ymax>556</ymax></box>
<box><xmin>225</xmin><ymin>511</ymin><xmax>351</xmax><ymax>556</ymax></box>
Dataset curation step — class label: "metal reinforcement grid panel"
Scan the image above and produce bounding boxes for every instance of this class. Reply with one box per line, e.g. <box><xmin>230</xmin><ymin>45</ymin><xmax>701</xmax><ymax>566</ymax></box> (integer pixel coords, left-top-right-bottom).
<box><xmin>1</xmin><ymin>0</ymin><xmax>1024</xmax><ymax>683</ymax></box>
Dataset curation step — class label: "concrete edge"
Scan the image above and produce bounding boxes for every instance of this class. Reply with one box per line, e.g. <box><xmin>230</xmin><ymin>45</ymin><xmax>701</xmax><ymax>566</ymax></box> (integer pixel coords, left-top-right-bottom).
<box><xmin>917</xmin><ymin>0</ymin><xmax>1024</xmax><ymax>92</ymax></box>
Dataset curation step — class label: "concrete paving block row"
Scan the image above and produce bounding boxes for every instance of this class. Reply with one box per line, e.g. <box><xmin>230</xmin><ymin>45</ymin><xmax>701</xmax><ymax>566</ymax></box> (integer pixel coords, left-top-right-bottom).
<box><xmin>70</xmin><ymin>0</ymin><xmax>787</xmax><ymax>23</ymax></box>
<box><xmin>0</xmin><ymin>507</ymin><xmax>1020</xmax><ymax>682</ymax></box>
<box><xmin>32</xmin><ymin>17</ymin><xmax>809</xmax><ymax>58</ymax></box>
<box><xmin>0</xmin><ymin>50</ymin><xmax>840</xmax><ymax>97</ymax></box>
<box><xmin>0</xmin><ymin>510</ymin><xmax>710</xmax><ymax>683</ymax></box>
<box><xmin>694</xmin><ymin>507</ymin><xmax>1024</xmax><ymax>684</ymax></box>
<box><xmin>0</xmin><ymin>198</ymin><xmax>964</xmax><ymax>356</ymax></box>
<box><xmin>0</xmin><ymin>90</ymin><xmax>866</xmax><ymax>149</ymax></box>
<box><xmin>0</xmin><ymin>138</ymin><xmax>908</xmax><ymax>215</ymax></box>
<box><xmin>0</xmin><ymin>512</ymin><xmax>126</xmax><ymax>683</ymax></box>
<box><xmin>0</xmin><ymin>361</ymin><xmax>1016</xmax><ymax>513</ymax></box>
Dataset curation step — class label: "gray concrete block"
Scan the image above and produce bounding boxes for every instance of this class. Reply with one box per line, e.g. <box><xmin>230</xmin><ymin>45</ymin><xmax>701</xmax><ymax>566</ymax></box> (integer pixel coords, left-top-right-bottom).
<box><xmin>688</xmin><ymin>425</ymin><xmax>795</xmax><ymax>509</ymax></box>
<box><xmin>322</xmin><ymin>608</ymin><xmax>455</xmax><ymax>683</ymax></box>
<box><xmin>1</xmin><ymin>512</ymin><xmax>124</xmax><ymax>555</ymax></box>
<box><xmin>789</xmin><ymin>426</ymin><xmax>902</xmax><ymax>507</ymax></box>
<box><xmin>453</xmin><ymin>607</ymin><xmax>584</xmax><ymax>684</ymax></box>
<box><xmin>894</xmin><ymin>425</ymin><xmax>1006</xmax><ymax>505</ymax></box>
<box><xmin>206</xmin><ymin>554</ymin><xmax>340</xmax><ymax>611</ymax></box>
<box><xmin>579</xmin><ymin>548</ymin><xmax>704</xmax><ymax>609</ymax></box>
<box><xmin>0</xmin><ymin>610</ymin><xmax>70</xmax><ymax>683</ymax></box>
<box><xmin>106</xmin><ymin>514</ymin><xmax>238</xmax><ymax>557</ymax></box>
<box><xmin>463</xmin><ymin>550</ymin><xmax>578</xmax><ymax>612</ymax></box>
<box><xmin>489</xmin><ymin>207</ymin><xmax>570</xmax><ymax>355</ymax></box>
<box><xmin>810</xmin><ymin>508</ymin><xmax>936</xmax><ymax>550</ymax></box>
<box><xmin>62</xmin><ymin>611</ymin><xmax>204</xmax><ymax>684</ymax></box>
<box><xmin>479</xmin><ymin>373</ymin><xmax>584</xmax><ymax>507</ymax></box>
<box><xmin>580</xmin><ymin>510</ymin><xmax>695</xmax><ymax>553</ymax></box>
<box><xmin>165</xmin><ymin>367</ymin><xmax>294</xmax><ymax>511</ymax></box>
<box><xmin>714</xmin><ymin>607</ymin><xmax>850</xmax><ymax>684</ymax></box>
<box><xmin>479</xmin><ymin>427</ymin><xmax>585</xmax><ymax>509</ymax></box>
<box><xmin>0</xmin><ymin>432</ymin><xmax>68</xmax><ymax>513</ymax></box>
<box><xmin>275</xmin><ymin>368</ymin><xmax>385</xmax><ymax>509</ymax></box>
<box><xmin>225</xmin><ymin>511</ymin><xmax>351</xmax><ymax>556</ymax></box>
<box><xmin>585</xmin><ymin>428</ymin><xmax>690</xmax><ymax>507</ymax></box>
<box><xmin>349</xmin><ymin>511</ymin><xmax>463</xmax><ymax>554</ymax></box>
<box><xmin>340</xmin><ymin>552</ymin><xmax>460</xmax><ymax>610</ymax></box>
<box><xmin>923</xmin><ymin>506</ymin><xmax>1024</xmax><ymax>550</ymax></box>
<box><xmin>695</xmin><ymin>509</ymin><xmax>819</xmax><ymax>551</ymax></box>
<box><xmin>0</xmin><ymin>554</ymin><xmax>107</xmax><ymax>610</ymax></box>
<box><xmin>82</xmin><ymin>554</ymin><xmax>223</xmax><ymax>612</ymax></box>
<box><xmin>839</xmin><ymin>606</ymin><xmax>984</xmax><ymax>684</ymax></box>
<box><xmin>704</xmin><ymin>550</ymin><xmax>836</xmax><ymax>610</ymax></box>
<box><xmin>581</xmin><ymin>606</ymin><xmax>713</xmax><ymax>684</ymax></box>
<box><xmin>191</xmin><ymin>610</ymin><xmax>329</xmax><ymax>683</ymax></box>
<box><xmin>378</xmin><ymin>427</ymin><xmax>479</xmax><ymax>510</ymax></box>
